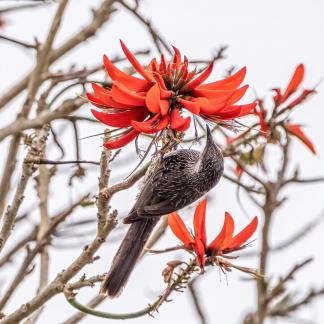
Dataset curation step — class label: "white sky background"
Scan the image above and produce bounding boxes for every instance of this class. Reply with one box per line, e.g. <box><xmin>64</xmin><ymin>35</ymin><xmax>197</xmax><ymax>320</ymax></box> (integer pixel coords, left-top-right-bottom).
<box><xmin>1</xmin><ymin>0</ymin><xmax>324</xmax><ymax>323</ymax></box>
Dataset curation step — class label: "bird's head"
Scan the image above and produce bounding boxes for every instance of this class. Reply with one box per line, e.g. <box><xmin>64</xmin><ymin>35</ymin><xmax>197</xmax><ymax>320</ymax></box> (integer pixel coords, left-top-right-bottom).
<box><xmin>204</xmin><ymin>124</ymin><xmax>219</xmax><ymax>152</ymax></box>
<box><xmin>200</xmin><ymin>124</ymin><xmax>224</xmax><ymax>172</ymax></box>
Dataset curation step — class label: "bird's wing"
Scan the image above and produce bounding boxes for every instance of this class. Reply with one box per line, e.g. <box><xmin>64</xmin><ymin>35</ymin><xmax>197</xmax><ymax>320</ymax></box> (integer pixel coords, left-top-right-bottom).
<box><xmin>124</xmin><ymin>150</ymin><xmax>200</xmax><ymax>223</ymax></box>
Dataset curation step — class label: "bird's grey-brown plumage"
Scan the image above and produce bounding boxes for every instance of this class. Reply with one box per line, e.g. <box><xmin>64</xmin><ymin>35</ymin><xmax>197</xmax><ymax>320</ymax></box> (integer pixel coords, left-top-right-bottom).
<box><xmin>101</xmin><ymin>126</ymin><xmax>224</xmax><ymax>297</ymax></box>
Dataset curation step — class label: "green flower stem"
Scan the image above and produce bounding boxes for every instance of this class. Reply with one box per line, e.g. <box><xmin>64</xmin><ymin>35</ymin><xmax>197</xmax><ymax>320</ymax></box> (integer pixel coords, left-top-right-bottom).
<box><xmin>65</xmin><ymin>295</ymin><xmax>159</xmax><ymax>320</ymax></box>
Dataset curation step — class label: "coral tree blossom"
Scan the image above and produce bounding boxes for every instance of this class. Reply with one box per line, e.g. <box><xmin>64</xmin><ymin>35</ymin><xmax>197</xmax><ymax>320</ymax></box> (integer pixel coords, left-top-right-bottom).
<box><xmin>254</xmin><ymin>64</ymin><xmax>316</xmax><ymax>154</ymax></box>
<box><xmin>87</xmin><ymin>40</ymin><xmax>256</xmax><ymax>149</ymax></box>
<box><xmin>168</xmin><ymin>199</ymin><xmax>258</xmax><ymax>268</ymax></box>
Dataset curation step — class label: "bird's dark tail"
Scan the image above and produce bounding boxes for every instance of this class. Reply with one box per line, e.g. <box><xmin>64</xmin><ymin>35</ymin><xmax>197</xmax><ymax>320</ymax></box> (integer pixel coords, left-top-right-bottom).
<box><xmin>100</xmin><ymin>217</ymin><xmax>159</xmax><ymax>298</ymax></box>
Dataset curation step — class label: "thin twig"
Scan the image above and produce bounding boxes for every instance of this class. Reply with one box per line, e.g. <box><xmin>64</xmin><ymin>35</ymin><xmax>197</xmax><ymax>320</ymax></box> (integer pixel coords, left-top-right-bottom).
<box><xmin>188</xmin><ymin>281</ymin><xmax>208</xmax><ymax>324</ymax></box>
<box><xmin>117</xmin><ymin>0</ymin><xmax>171</xmax><ymax>54</ymax></box>
<box><xmin>33</xmin><ymin>159</ymin><xmax>100</xmax><ymax>166</ymax></box>
<box><xmin>0</xmin><ymin>34</ymin><xmax>37</xmax><ymax>49</ymax></box>
<box><xmin>64</xmin><ymin>290</ymin><xmax>159</xmax><ymax>320</ymax></box>
<box><xmin>62</xmin><ymin>295</ymin><xmax>106</xmax><ymax>324</ymax></box>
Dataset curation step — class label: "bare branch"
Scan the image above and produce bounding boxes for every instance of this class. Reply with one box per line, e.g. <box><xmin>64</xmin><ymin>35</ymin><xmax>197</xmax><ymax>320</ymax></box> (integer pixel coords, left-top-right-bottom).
<box><xmin>0</xmin><ymin>97</ymin><xmax>86</xmax><ymax>141</ymax></box>
<box><xmin>0</xmin><ymin>125</ymin><xmax>51</xmax><ymax>253</ymax></box>
<box><xmin>0</xmin><ymin>0</ymin><xmax>116</xmax><ymax>110</ymax></box>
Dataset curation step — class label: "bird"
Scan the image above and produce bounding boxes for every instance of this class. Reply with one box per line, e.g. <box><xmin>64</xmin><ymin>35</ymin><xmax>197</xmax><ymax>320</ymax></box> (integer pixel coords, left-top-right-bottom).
<box><xmin>100</xmin><ymin>125</ymin><xmax>224</xmax><ymax>297</ymax></box>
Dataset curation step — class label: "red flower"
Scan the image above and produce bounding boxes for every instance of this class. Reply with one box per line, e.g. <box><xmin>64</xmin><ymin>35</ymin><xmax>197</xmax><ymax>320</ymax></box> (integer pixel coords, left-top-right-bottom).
<box><xmin>271</xmin><ymin>63</ymin><xmax>315</xmax><ymax>110</ymax></box>
<box><xmin>252</xmin><ymin>64</ymin><xmax>316</xmax><ymax>153</ymax></box>
<box><xmin>273</xmin><ymin>64</ymin><xmax>305</xmax><ymax>106</ymax></box>
<box><xmin>168</xmin><ymin>199</ymin><xmax>258</xmax><ymax>268</ymax></box>
<box><xmin>285</xmin><ymin>123</ymin><xmax>316</xmax><ymax>154</ymax></box>
<box><xmin>87</xmin><ymin>41</ymin><xmax>256</xmax><ymax>149</ymax></box>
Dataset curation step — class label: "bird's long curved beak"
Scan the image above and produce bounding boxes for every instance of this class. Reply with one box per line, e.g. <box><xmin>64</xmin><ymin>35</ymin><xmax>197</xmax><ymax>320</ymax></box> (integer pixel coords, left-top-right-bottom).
<box><xmin>206</xmin><ymin>124</ymin><xmax>212</xmax><ymax>140</ymax></box>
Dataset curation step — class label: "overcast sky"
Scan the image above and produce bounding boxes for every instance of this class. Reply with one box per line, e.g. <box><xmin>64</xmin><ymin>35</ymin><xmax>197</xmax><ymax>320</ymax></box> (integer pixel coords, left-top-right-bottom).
<box><xmin>1</xmin><ymin>1</ymin><xmax>324</xmax><ymax>323</ymax></box>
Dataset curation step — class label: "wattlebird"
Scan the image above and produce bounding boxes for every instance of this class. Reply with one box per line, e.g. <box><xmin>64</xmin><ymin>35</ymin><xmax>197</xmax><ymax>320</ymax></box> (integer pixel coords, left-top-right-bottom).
<box><xmin>101</xmin><ymin>125</ymin><xmax>224</xmax><ymax>297</ymax></box>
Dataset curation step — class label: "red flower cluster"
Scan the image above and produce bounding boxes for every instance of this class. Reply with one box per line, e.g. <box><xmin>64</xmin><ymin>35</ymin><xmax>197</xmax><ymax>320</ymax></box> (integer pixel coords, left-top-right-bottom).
<box><xmin>168</xmin><ymin>199</ymin><xmax>258</xmax><ymax>268</ymax></box>
<box><xmin>255</xmin><ymin>64</ymin><xmax>316</xmax><ymax>154</ymax></box>
<box><xmin>87</xmin><ymin>41</ymin><xmax>256</xmax><ymax>149</ymax></box>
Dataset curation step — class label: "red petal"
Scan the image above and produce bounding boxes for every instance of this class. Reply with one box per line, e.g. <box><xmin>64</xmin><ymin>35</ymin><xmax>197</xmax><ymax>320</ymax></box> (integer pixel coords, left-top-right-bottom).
<box><xmin>176</xmin><ymin>116</ymin><xmax>191</xmax><ymax>132</ymax></box>
<box><xmin>168</xmin><ymin>212</ymin><xmax>194</xmax><ymax>246</ymax></box>
<box><xmin>272</xmin><ymin>88</ymin><xmax>282</xmax><ymax>106</ymax></box>
<box><xmin>286</xmin><ymin>89</ymin><xmax>315</xmax><ymax>109</ymax></box>
<box><xmin>154</xmin><ymin>73</ymin><xmax>167</xmax><ymax>90</ymax></box>
<box><xmin>104</xmin><ymin>129</ymin><xmax>139</xmax><ymax>149</ymax></box>
<box><xmin>192</xmin><ymin>88</ymin><xmax>236</xmax><ymax>100</ymax></box>
<box><xmin>154</xmin><ymin>75</ymin><xmax>172</xmax><ymax>99</ymax></box>
<box><xmin>286</xmin><ymin>123</ymin><xmax>316</xmax><ymax>154</ymax></box>
<box><xmin>208</xmin><ymin>212</ymin><xmax>234</xmax><ymax>251</ymax></box>
<box><xmin>209</xmin><ymin>105</ymin><xmax>242</xmax><ymax>120</ymax></box>
<box><xmin>155</xmin><ymin>115</ymin><xmax>169</xmax><ymax>131</ymax></box>
<box><xmin>186</xmin><ymin>63</ymin><xmax>213</xmax><ymax>90</ymax></box>
<box><xmin>178</xmin><ymin>98</ymin><xmax>200</xmax><ymax>115</ymax></box>
<box><xmin>194</xmin><ymin>98</ymin><xmax>226</xmax><ymax>115</ymax></box>
<box><xmin>87</xmin><ymin>93</ymin><xmax>118</xmax><ymax>110</ymax></box>
<box><xmin>131</xmin><ymin>114</ymin><xmax>162</xmax><ymax>134</ymax></box>
<box><xmin>282</xmin><ymin>64</ymin><xmax>305</xmax><ymax>102</ymax></box>
<box><xmin>182</xmin><ymin>64</ymin><xmax>189</xmax><ymax>81</ymax></box>
<box><xmin>193</xmin><ymin>199</ymin><xmax>207</xmax><ymax>247</ymax></box>
<box><xmin>90</xmin><ymin>83</ymin><xmax>138</xmax><ymax>109</ymax></box>
<box><xmin>208</xmin><ymin>102</ymin><xmax>257</xmax><ymax>121</ymax></box>
<box><xmin>91</xmin><ymin>109</ymin><xmax>147</xmax><ymax>128</ymax></box>
<box><xmin>197</xmin><ymin>67</ymin><xmax>246</xmax><ymax>91</ymax></box>
<box><xmin>238</xmin><ymin>102</ymin><xmax>257</xmax><ymax>116</ymax></box>
<box><xmin>160</xmin><ymin>100</ymin><xmax>170</xmax><ymax>116</ymax></box>
<box><xmin>170</xmin><ymin>108</ymin><xmax>190</xmax><ymax>130</ymax></box>
<box><xmin>91</xmin><ymin>83</ymin><xmax>113</xmax><ymax>100</ymax></box>
<box><xmin>145</xmin><ymin>84</ymin><xmax>161</xmax><ymax>113</ymax></box>
<box><xmin>193</xmin><ymin>238</ymin><xmax>206</xmax><ymax>268</ymax></box>
<box><xmin>177</xmin><ymin>59</ymin><xmax>188</xmax><ymax>82</ymax></box>
<box><xmin>120</xmin><ymin>40</ymin><xmax>154</xmax><ymax>82</ymax></box>
<box><xmin>187</xmin><ymin>69</ymin><xmax>196</xmax><ymax>81</ymax></box>
<box><xmin>193</xmin><ymin>90</ymin><xmax>253</xmax><ymax>115</ymax></box>
<box><xmin>159</xmin><ymin>54</ymin><xmax>167</xmax><ymax>73</ymax></box>
<box><xmin>172</xmin><ymin>46</ymin><xmax>181</xmax><ymax>68</ymax></box>
<box><xmin>103</xmin><ymin>55</ymin><xmax>149</xmax><ymax>92</ymax></box>
<box><xmin>112</xmin><ymin>81</ymin><xmax>146</xmax><ymax>106</ymax></box>
<box><xmin>87</xmin><ymin>92</ymin><xmax>134</xmax><ymax>110</ymax></box>
<box><xmin>219</xmin><ymin>212</ymin><xmax>235</xmax><ymax>249</ymax></box>
<box><xmin>254</xmin><ymin>106</ymin><xmax>268</xmax><ymax>135</ymax></box>
<box><xmin>227</xmin><ymin>217</ymin><xmax>258</xmax><ymax>250</ymax></box>
<box><xmin>235</xmin><ymin>164</ymin><xmax>243</xmax><ymax>176</ymax></box>
<box><xmin>160</xmin><ymin>89</ymin><xmax>172</xmax><ymax>99</ymax></box>
<box><xmin>166</xmin><ymin>64</ymin><xmax>172</xmax><ymax>77</ymax></box>
<box><xmin>226</xmin><ymin>85</ymin><xmax>249</xmax><ymax>105</ymax></box>
<box><xmin>147</xmin><ymin>58</ymin><xmax>159</xmax><ymax>72</ymax></box>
